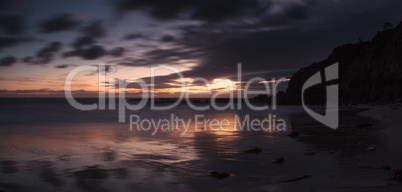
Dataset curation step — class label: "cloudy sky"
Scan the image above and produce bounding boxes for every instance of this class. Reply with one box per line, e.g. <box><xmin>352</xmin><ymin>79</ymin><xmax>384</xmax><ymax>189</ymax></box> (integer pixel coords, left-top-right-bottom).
<box><xmin>0</xmin><ymin>0</ymin><xmax>401</xmax><ymax>97</ymax></box>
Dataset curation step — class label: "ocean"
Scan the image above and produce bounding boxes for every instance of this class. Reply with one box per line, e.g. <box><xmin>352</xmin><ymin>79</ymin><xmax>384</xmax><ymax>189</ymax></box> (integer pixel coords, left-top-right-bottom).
<box><xmin>0</xmin><ymin>98</ymin><xmax>400</xmax><ymax>192</ymax></box>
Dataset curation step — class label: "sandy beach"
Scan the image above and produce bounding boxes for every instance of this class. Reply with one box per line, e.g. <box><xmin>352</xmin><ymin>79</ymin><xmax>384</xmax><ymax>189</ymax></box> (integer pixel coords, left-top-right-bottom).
<box><xmin>0</xmin><ymin>100</ymin><xmax>401</xmax><ymax>192</ymax></box>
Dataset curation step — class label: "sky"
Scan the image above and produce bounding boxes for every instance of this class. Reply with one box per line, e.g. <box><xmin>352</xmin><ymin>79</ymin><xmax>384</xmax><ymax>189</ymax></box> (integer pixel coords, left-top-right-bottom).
<box><xmin>0</xmin><ymin>0</ymin><xmax>401</xmax><ymax>97</ymax></box>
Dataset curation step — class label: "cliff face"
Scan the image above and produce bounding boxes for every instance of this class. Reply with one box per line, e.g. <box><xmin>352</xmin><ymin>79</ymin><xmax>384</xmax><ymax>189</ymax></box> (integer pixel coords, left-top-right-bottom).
<box><xmin>284</xmin><ymin>22</ymin><xmax>402</xmax><ymax>105</ymax></box>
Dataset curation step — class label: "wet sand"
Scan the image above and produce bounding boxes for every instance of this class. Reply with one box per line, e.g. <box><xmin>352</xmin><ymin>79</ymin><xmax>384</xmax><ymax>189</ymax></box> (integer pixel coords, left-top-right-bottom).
<box><xmin>0</xmin><ymin>102</ymin><xmax>402</xmax><ymax>192</ymax></box>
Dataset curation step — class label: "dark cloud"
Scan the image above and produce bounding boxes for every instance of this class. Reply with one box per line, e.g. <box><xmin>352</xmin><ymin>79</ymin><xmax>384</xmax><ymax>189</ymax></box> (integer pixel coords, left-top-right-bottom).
<box><xmin>115</xmin><ymin>47</ymin><xmax>201</xmax><ymax>66</ymax></box>
<box><xmin>55</xmin><ymin>64</ymin><xmax>69</xmax><ymax>68</ymax></box>
<box><xmin>190</xmin><ymin>0</ymin><xmax>262</xmax><ymax>21</ymax></box>
<box><xmin>144</xmin><ymin>48</ymin><xmax>200</xmax><ymax>62</ymax></box>
<box><xmin>55</xmin><ymin>64</ymin><xmax>76</xmax><ymax>69</ymax></box>
<box><xmin>24</xmin><ymin>41</ymin><xmax>62</xmax><ymax>64</ymax></box>
<box><xmin>122</xmin><ymin>33</ymin><xmax>148</xmax><ymax>40</ymax></box>
<box><xmin>114</xmin><ymin>0</ymin><xmax>265</xmax><ymax>21</ymax></box>
<box><xmin>66</xmin><ymin>19</ymin><xmax>123</xmax><ymax>60</ymax></box>
<box><xmin>160</xmin><ymin>35</ymin><xmax>175</xmax><ymax>42</ymax></box>
<box><xmin>81</xmin><ymin>20</ymin><xmax>106</xmax><ymax>38</ymax></box>
<box><xmin>109</xmin><ymin>47</ymin><xmax>125</xmax><ymax>57</ymax></box>
<box><xmin>84</xmin><ymin>64</ymin><xmax>115</xmax><ymax>76</ymax></box>
<box><xmin>66</xmin><ymin>20</ymin><xmax>108</xmax><ymax>59</ymax></box>
<box><xmin>22</xmin><ymin>56</ymin><xmax>33</xmax><ymax>63</ymax></box>
<box><xmin>0</xmin><ymin>37</ymin><xmax>21</xmax><ymax>49</ymax></box>
<box><xmin>0</xmin><ymin>55</ymin><xmax>17</xmax><ymax>66</ymax></box>
<box><xmin>284</xmin><ymin>4</ymin><xmax>310</xmax><ymax>20</ymax></box>
<box><xmin>0</xmin><ymin>0</ymin><xmax>11</xmax><ymax>10</ymax></box>
<box><xmin>0</xmin><ymin>0</ymin><xmax>28</xmax><ymax>11</ymax></box>
<box><xmin>37</xmin><ymin>42</ymin><xmax>62</xmax><ymax>56</ymax></box>
<box><xmin>71</xmin><ymin>36</ymin><xmax>96</xmax><ymax>49</ymax></box>
<box><xmin>64</xmin><ymin>45</ymin><xmax>107</xmax><ymax>60</ymax></box>
<box><xmin>0</xmin><ymin>14</ymin><xmax>25</xmax><ymax>35</ymax></box>
<box><xmin>39</xmin><ymin>14</ymin><xmax>79</xmax><ymax>33</ymax></box>
<box><xmin>0</xmin><ymin>37</ymin><xmax>41</xmax><ymax>50</ymax></box>
<box><xmin>1</xmin><ymin>0</ymin><xmax>402</xmax><ymax>96</ymax></box>
<box><xmin>112</xmin><ymin>0</ymin><xmax>402</xmax><ymax>90</ymax></box>
<box><xmin>172</xmin><ymin>27</ymin><xmax>333</xmax><ymax>82</ymax></box>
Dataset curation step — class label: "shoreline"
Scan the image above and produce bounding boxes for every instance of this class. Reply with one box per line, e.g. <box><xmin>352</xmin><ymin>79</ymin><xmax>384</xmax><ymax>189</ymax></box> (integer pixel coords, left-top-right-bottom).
<box><xmin>359</xmin><ymin>104</ymin><xmax>402</xmax><ymax>127</ymax></box>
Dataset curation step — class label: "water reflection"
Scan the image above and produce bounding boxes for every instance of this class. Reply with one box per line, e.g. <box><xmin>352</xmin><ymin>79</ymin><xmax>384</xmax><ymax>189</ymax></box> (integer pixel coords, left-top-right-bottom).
<box><xmin>0</xmin><ymin>104</ymin><xmax>392</xmax><ymax>192</ymax></box>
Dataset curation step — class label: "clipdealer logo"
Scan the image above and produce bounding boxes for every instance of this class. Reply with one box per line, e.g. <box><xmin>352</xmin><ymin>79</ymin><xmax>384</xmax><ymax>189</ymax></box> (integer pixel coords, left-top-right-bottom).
<box><xmin>302</xmin><ymin>62</ymin><xmax>339</xmax><ymax>129</ymax></box>
<box><xmin>63</xmin><ymin>62</ymin><xmax>339</xmax><ymax>134</ymax></box>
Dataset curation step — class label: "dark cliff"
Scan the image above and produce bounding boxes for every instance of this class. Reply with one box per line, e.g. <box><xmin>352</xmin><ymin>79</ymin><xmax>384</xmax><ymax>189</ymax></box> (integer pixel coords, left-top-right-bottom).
<box><xmin>284</xmin><ymin>21</ymin><xmax>402</xmax><ymax>105</ymax></box>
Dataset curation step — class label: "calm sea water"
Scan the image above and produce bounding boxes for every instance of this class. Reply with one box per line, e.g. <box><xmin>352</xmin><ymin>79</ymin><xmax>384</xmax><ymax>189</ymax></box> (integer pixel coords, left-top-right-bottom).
<box><xmin>0</xmin><ymin>98</ymin><xmax>401</xmax><ymax>192</ymax></box>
